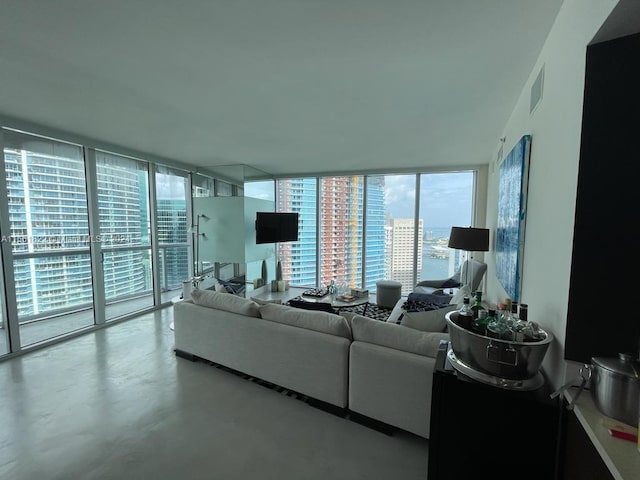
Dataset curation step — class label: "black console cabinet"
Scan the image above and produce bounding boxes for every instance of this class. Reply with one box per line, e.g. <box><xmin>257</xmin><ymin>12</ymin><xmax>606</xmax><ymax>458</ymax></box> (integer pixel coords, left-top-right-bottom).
<box><xmin>427</xmin><ymin>344</ymin><xmax>560</xmax><ymax>480</ymax></box>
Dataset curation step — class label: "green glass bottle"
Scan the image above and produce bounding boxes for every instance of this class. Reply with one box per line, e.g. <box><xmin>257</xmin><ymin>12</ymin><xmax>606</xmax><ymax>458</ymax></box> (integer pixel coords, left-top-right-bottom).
<box><xmin>471</xmin><ymin>290</ymin><xmax>488</xmax><ymax>320</ymax></box>
<box><xmin>473</xmin><ymin>309</ymin><xmax>490</xmax><ymax>336</ymax></box>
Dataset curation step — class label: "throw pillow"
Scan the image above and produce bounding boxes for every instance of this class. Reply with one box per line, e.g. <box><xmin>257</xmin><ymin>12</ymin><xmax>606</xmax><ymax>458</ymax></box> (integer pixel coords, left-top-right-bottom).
<box><xmin>191</xmin><ymin>289</ymin><xmax>260</xmax><ymax>317</ymax></box>
<box><xmin>350</xmin><ymin>314</ymin><xmax>448</xmax><ymax>357</ymax></box>
<box><xmin>400</xmin><ymin>304</ymin><xmax>457</xmax><ymax>332</ymax></box>
<box><xmin>212</xmin><ymin>279</ymin><xmax>229</xmax><ymax>294</ymax></box>
<box><xmin>386</xmin><ymin>298</ymin><xmax>406</xmax><ymax>325</ymax></box>
<box><xmin>259</xmin><ymin>303</ymin><xmax>352</xmax><ymax>339</ymax></box>
<box><xmin>450</xmin><ymin>285</ymin><xmax>471</xmax><ymax>306</ymax></box>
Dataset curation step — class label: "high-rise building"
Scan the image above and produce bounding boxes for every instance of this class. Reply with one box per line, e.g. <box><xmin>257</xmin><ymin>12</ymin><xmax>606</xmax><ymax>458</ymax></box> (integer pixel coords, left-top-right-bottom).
<box><xmin>277</xmin><ymin>178</ymin><xmax>317</xmax><ymax>286</ymax></box>
<box><xmin>277</xmin><ymin>177</ymin><xmax>386</xmax><ymax>289</ymax></box>
<box><xmin>388</xmin><ymin>218</ymin><xmax>423</xmax><ymax>293</ymax></box>
<box><xmin>364</xmin><ymin>177</ymin><xmax>386</xmax><ymax>290</ymax></box>
<box><xmin>96</xmin><ymin>158</ymin><xmax>150</xmax><ymax>300</ymax></box>
<box><xmin>4</xmin><ymin>146</ymin><xmax>188</xmax><ymax>319</ymax></box>
<box><xmin>156</xmin><ymin>199</ymin><xmax>189</xmax><ymax>288</ymax></box>
<box><xmin>5</xmin><ymin>149</ymin><xmax>93</xmax><ymax>318</ymax></box>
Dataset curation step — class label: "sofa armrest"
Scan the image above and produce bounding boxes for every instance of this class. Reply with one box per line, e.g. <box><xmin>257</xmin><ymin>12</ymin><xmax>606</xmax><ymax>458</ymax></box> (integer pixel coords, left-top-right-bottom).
<box><xmin>349</xmin><ymin>341</ymin><xmax>439</xmax><ymax>438</ymax></box>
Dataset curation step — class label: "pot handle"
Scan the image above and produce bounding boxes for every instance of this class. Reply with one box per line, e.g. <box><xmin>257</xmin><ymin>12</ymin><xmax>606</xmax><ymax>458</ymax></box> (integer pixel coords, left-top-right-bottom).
<box><xmin>550</xmin><ymin>364</ymin><xmax>592</xmax><ymax>410</ymax></box>
<box><xmin>486</xmin><ymin>341</ymin><xmax>518</xmax><ymax>366</ymax></box>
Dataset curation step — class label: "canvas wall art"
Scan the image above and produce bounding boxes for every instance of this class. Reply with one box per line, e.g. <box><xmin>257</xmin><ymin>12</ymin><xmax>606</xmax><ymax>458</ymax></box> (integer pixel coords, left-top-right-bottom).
<box><xmin>496</xmin><ymin>135</ymin><xmax>531</xmax><ymax>303</ymax></box>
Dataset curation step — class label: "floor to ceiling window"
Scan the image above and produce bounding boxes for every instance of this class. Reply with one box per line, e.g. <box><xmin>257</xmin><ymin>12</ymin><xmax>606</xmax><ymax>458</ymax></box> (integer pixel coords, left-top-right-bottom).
<box><xmin>364</xmin><ymin>176</ymin><xmax>387</xmax><ymax>291</ymax></box>
<box><xmin>276</xmin><ymin>178</ymin><xmax>317</xmax><ymax>287</ymax></box>
<box><xmin>155</xmin><ymin>167</ymin><xmax>190</xmax><ymax>300</ymax></box>
<box><xmin>0</xmin><ymin>126</ymin><xmax>199</xmax><ymax>356</ymax></box>
<box><xmin>274</xmin><ymin>171</ymin><xmax>477</xmax><ymax>296</ymax></box>
<box><xmin>3</xmin><ymin>129</ymin><xmax>94</xmax><ymax>346</ymax></box>
<box><xmin>418</xmin><ymin>172</ymin><xmax>474</xmax><ymax>282</ymax></box>
<box><xmin>96</xmin><ymin>151</ymin><xmax>154</xmax><ymax>320</ymax></box>
<box><xmin>319</xmin><ymin>176</ymin><xmax>363</xmax><ymax>290</ymax></box>
<box><xmin>245</xmin><ymin>180</ymin><xmax>275</xmax><ymax>284</ymax></box>
<box><xmin>374</xmin><ymin>174</ymin><xmax>417</xmax><ymax>295</ymax></box>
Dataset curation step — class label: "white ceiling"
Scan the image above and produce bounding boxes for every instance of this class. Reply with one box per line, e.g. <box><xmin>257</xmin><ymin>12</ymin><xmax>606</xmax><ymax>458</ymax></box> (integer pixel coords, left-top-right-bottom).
<box><xmin>0</xmin><ymin>0</ymin><xmax>566</xmax><ymax>177</ymax></box>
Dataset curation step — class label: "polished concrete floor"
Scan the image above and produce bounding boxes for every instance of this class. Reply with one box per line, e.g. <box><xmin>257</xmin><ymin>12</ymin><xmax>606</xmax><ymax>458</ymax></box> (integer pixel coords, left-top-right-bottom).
<box><xmin>0</xmin><ymin>306</ymin><xmax>429</xmax><ymax>480</ymax></box>
<box><xmin>0</xmin><ymin>289</ymin><xmax>178</xmax><ymax>354</ymax></box>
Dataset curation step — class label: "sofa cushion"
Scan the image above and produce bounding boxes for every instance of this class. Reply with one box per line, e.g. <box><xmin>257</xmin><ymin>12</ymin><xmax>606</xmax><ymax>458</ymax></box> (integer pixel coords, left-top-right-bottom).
<box><xmin>350</xmin><ymin>313</ymin><xmax>448</xmax><ymax>357</ymax></box>
<box><xmin>191</xmin><ymin>289</ymin><xmax>260</xmax><ymax>317</ymax></box>
<box><xmin>400</xmin><ymin>304</ymin><xmax>457</xmax><ymax>332</ymax></box>
<box><xmin>259</xmin><ymin>303</ymin><xmax>352</xmax><ymax>339</ymax></box>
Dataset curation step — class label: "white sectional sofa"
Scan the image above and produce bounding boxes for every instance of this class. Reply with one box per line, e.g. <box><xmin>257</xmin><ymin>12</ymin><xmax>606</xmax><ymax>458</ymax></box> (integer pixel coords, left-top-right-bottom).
<box><xmin>173</xmin><ymin>288</ymin><xmax>452</xmax><ymax>439</ymax></box>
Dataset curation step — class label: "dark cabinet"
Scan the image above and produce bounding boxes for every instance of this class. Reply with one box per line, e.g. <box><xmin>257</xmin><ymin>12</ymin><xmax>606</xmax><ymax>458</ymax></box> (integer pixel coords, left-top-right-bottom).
<box><xmin>427</xmin><ymin>344</ymin><xmax>560</xmax><ymax>480</ymax></box>
<box><xmin>556</xmin><ymin>403</ymin><xmax>615</xmax><ymax>480</ymax></box>
<box><xmin>565</xmin><ymin>32</ymin><xmax>640</xmax><ymax>364</ymax></box>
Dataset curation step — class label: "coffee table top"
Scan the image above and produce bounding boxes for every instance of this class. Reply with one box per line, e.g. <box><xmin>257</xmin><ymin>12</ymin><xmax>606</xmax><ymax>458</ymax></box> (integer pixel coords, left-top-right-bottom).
<box><xmin>250</xmin><ymin>285</ymin><xmax>368</xmax><ymax>309</ymax></box>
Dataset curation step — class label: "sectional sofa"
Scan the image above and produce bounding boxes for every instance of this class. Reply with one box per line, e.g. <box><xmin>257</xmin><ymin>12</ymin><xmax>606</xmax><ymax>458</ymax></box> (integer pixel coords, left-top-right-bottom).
<box><xmin>173</xmin><ymin>288</ymin><xmax>454</xmax><ymax>438</ymax></box>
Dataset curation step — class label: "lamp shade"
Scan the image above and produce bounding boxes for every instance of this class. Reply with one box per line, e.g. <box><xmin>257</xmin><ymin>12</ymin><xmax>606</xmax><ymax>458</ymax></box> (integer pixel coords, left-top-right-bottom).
<box><xmin>448</xmin><ymin>227</ymin><xmax>490</xmax><ymax>252</ymax></box>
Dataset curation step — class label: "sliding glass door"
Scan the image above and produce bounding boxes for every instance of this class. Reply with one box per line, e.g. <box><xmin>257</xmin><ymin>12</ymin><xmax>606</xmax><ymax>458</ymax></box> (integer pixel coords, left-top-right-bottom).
<box><xmin>96</xmin><ymin>151</ymin><xmax>154</xmax><ymax>320</ymax></box>
<box><xmin>3</xmin><ymin>130</ymin><xmax>94</xmax><ymax>346</ymax></box>
<box><xmin>155</xmin><ymin>168</ymin><xmax>190</xmax><ymax>302</ymax></box>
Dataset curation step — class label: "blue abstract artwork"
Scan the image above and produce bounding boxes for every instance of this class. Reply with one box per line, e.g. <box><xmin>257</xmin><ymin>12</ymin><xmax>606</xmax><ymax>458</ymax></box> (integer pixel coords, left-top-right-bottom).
<box><xmin>496</xmin><ymin>135</ymin><xmax>531</xmax><ymax>302</ymax></box>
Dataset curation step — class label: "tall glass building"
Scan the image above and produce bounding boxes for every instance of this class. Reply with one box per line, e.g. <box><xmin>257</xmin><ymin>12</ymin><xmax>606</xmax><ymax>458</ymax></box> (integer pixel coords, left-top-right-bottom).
<box><xmin>4</xmin><ymin>145</ymin><xmax>188</xmax><ymax>319</ymax></box>
<box><xmin>277</xmin><ymin>177</ymin><xmax>386</xmax><ymax>289</ymax></box>
<box><xmin>156</xmin><ymin>198</ymin><xmax>189</xmax><ymax>288</ymax></box>
<box><xmin>5</xmin><ymin>149</ymin><xmax>93</xmax><ymax>318</ymax></box>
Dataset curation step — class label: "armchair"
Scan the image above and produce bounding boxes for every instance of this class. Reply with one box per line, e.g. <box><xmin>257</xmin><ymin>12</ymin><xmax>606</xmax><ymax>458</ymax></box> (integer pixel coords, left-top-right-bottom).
<box><xmin>415</xmin><ymin>259</ymin><xmax>487</xmax><ymax>295</ymax></box>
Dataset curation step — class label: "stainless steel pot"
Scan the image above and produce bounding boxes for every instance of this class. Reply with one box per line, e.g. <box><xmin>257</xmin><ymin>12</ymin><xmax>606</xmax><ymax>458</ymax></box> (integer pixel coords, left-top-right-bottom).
<box><xmin>590</xmin><ymin>353</ymin><xmax>640</xmax><ymax>427</ymax></box>
<box><xmin>445</xmin><ymin>311</ymin><xmax>554</xmax><ymax>381</ymax></box>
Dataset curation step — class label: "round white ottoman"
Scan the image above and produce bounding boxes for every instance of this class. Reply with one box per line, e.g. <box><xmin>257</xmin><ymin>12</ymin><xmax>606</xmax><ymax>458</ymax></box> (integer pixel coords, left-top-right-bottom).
<box><xmin>376</xmin><ymin>280</ymin><xmax>402</xmax><ymax>309</ymax></box>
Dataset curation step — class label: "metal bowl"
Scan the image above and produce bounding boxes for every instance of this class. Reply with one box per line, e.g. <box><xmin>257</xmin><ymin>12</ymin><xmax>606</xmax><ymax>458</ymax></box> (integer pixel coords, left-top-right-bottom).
<box><xmin>446</xmin><ymin>311</ymin><xmax>554</xmax><ymax>380</ymax></box>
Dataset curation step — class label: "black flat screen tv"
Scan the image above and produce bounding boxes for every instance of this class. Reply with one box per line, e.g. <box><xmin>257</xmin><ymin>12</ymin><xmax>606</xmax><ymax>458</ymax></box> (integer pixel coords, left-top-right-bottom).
<box><xmin>255</xmin><ymin>212</ymin><xmax>299</xmax><ymax>244</ymax></box>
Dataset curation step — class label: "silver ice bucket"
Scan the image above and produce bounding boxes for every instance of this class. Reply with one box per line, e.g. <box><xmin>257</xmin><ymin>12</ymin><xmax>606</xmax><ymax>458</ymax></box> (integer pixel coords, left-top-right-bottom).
<box><xmin>446</xmin><ymin>311</ymin><xmax>554</xmax><ymax>380</ymax></box>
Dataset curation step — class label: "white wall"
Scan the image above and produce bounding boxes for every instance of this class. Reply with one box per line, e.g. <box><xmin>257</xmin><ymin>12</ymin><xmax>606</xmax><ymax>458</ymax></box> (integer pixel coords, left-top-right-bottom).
<box><xmin>483</xmin><ymin>0</ymin><xmax>618</xmax><ymax>388</ymax></box>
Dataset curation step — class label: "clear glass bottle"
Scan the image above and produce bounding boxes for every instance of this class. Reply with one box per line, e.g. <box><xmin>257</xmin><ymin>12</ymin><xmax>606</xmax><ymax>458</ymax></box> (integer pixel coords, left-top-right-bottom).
<box><xmin>487</xmin><ymin>308</ymin><xmax>512</xmax><ymax>340</ymax></box>
<box><xmin>457</xmin><ymin>296</ymin><xmax>474</xmax><ymax>331</ymax></box>
<box><xmin>513</xmin><ymin>303</ymin><xmax>534</xmax><ymax>342</ymax></box>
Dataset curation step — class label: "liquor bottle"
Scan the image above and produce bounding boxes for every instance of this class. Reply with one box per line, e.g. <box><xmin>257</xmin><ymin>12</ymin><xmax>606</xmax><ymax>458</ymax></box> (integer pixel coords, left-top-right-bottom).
<box><xmin>473</xmin><ymin>309</ymin><xmax>490</xmax><ymax>336</ymax></box>
<box><xmin>471</xmin><ymin>290</ymin><xmax>488</xmax><ymax>320</ymax></box>
<box><xmin>487</xmin><ymin>308</ymin><xmax>512</xmax><ymax>340</ymax></box>
<box><xmin>457</xmin><ymin>296</ymin><xmax>474</xmax><ymax>331</ymax></box>
<box><xmin>512</xmin><ymin>303</ymin><xmax>531</xmax><ymax>342</ymax></box>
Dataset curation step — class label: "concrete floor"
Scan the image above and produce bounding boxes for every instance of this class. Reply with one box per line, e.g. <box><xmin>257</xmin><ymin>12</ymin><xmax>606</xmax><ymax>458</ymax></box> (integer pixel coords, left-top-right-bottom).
<box><xmin>0</xmin><ymin>289</ymin><xmax>178</xmax><ymax>354</ymax></box>
<box><xmin>0</xmin><ymin>305</ymin><xmax>429</xmax><ymax>480</ymax></box>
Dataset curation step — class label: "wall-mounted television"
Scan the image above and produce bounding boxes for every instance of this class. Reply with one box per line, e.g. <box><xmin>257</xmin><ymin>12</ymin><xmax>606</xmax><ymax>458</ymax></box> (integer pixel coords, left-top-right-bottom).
<box><xmin>255</xmin><ymin>212</ymin><xmax>299</xmax><ymax>244</ymax></box>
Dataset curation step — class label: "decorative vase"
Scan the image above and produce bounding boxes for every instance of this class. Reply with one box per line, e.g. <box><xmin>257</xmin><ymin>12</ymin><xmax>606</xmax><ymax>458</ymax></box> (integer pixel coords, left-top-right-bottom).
<box><xmin>261</xmin><ymin>259</ymin><xmax>268</xmax><ymax>284</ymax></box>
<box><xmin>276</xmin><ymin>260</ymin><xmax>283</xmax><ymax>281</ymax></box>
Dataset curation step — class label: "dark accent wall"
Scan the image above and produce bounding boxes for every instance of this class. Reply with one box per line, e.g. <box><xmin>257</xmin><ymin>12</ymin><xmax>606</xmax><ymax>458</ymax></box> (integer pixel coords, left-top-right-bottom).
<box><xmin>565</xmin><ymin>32</ymin><xmax>640</xmax><ymax>364</ymax></box>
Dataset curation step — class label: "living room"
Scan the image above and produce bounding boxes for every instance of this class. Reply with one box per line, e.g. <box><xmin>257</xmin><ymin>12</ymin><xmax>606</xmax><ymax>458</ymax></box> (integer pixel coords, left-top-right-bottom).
<box><xmin>0</xmin><ymin>1</ymin><xmax>638</xmax><ymax>479</ymax></box>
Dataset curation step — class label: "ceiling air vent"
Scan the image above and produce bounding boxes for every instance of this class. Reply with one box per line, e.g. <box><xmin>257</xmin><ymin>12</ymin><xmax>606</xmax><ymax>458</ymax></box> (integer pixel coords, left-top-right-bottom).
<box><xmin>530</xmin><ymin>65</ymin><xmax>544</xmax><ymax>114</ymax></box>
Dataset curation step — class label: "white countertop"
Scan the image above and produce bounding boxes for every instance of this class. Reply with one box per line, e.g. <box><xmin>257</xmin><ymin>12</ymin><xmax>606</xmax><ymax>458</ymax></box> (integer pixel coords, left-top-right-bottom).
<box><xmin>565</xmin><ymin>387</ymin><xmax>639</xmax><ymax>480</ymax></box>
